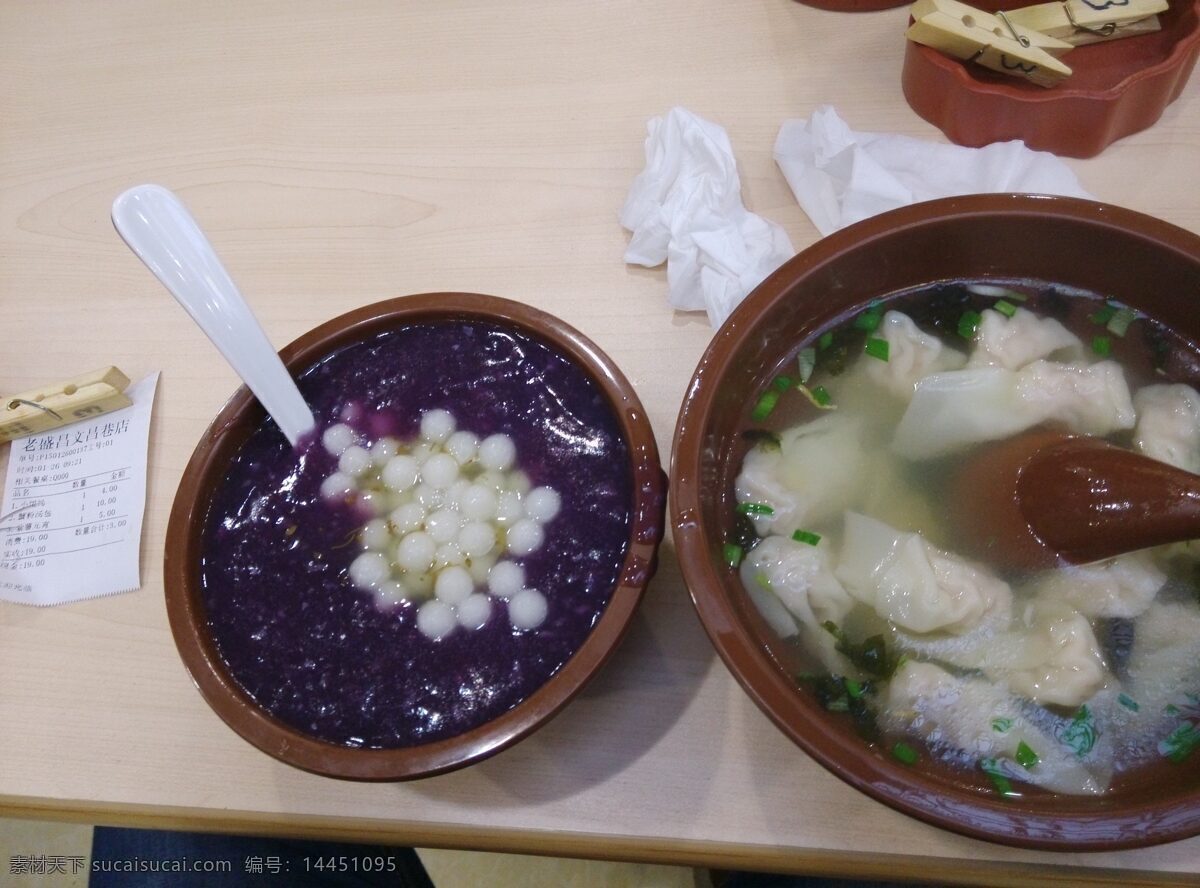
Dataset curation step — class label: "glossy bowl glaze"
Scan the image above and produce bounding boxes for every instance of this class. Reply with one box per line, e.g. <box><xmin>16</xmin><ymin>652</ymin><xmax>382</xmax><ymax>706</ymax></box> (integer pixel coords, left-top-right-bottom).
<box><xmin>671</xmin><ymin>195</ymin><xmax>1200</xmax><ymax>849</ymax></box>
<box><xmin>902</xmin><ymin>0</ymin><xmax>1200</xmax><ymax>157</ymax></box>
<box><xmin>166</xmin><ymin>292</ymin><xmax>666</xmax><ymax>780</ymax></box>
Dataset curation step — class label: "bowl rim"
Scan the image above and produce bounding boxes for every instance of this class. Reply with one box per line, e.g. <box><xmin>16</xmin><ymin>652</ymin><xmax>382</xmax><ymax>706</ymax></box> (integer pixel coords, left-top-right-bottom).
<box><xmin>165</xmin><ymin>291</ymin><xmax>666</xmax><ymax>781</ymax></box>
<box><xmin>670</xmin><ymin>193</ymin><xmax>1200</xmax><ymax>850</ymax></box>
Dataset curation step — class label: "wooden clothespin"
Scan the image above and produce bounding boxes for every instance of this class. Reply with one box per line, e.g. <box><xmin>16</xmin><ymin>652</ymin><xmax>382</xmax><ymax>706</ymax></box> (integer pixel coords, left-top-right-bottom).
<box><xmin>1005</xmin><ymin>0</ymin><xmax>1167</xmax><ymax>46</ymax></box>
<box><xmin>907</xmin><ymin>0</ymin><xmax>1075</xmax><ymax>88</ymax></box>
<box><xmin>1</xmin><ymin>367</ymin><xmax>132</xmax><ymax>443</ymax></box>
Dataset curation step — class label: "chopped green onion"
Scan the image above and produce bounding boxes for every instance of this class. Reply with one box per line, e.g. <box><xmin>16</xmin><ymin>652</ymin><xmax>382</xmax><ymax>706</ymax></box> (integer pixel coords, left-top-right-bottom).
<box><xmin>818</xmin><ymin>331</ymin><xmax>835</xmax><ymax>351</ymax></box>
<box><xmin>980</xmin><ymin>758</ymin><xmax>1017</xmax><ymax>797</ymax></box>
<box><xmin>844</xmin><ymin>678</ymin><xmax>865</xmax><ymax>699</ymax></box>
<box><xmin>1118</xmin><ymin>693</ymin><xmax>1140</xmax><ymax>712</ymax></box>
<box><xmin>1092</xmin><ymin>335</ymin><xmax>1112</xmax><ymax>357</ymax></box>
<box><xmin>737</xmin><ymin>502</ymin><xmax>775</xmax><ymax>516</ymax></box>
<box><xmin>797</xmin><ymin>384</ymin><xmax>835</xmax><ymax>411</ymax></box>
<box><xmin>797</xmin><ymin>347</ymin><xmax>817</xmax><ymax>384</ymax></box>
<box><xmin>1089</xmin><ymin>303</ymin><xmax>1118</xmax><ymax>325</ymax></box>
<box><xmin>1160</xmin><ymin>722</ymin><xmax>1200</xmax><ymax>763</ymax></box>
<box><xmin>1107</xmin><ymin>307</ymin><xmax>1138</xmax><ymax>337</ymax></box>
<box><xmin>892</xmin><ymin>742</ymin><xmax>919</xmax><ymax>765</ymax></box>
<box><xmin>1061</xmin><ymin>705</ymin><xmax>1098</xmax><ymax>758</ymax></box>
<box><xmin>854</xmin><ymin>309</ymin><xmax>883</xmax><ymax>332</ymax></box>
<box><xmin>751</xmin><ymin>389</ymin><xmax>780</xmax><ymax>422</ymax></box>
<box><xmin>754</xmin><ymin>572</ymin><xmax>773</xmax><ymax>591</ymax></box>
<box><xmin>993</xmin><ymin>299</ymin><xmax>1018</xmax><ymax>318</ymax></box>
<box><xmin>864</xmin><ymin>337</ymin><xmax>890</xmax><ymax>362</ymax></box>
<box><xmin>792</xmin><ymin>529</ymin><xmax>821</xmax><ymax>546</ymax></box>
<box><xmin>992</xmin><ymin>717</ymin><xmax>1014</xmax><ymax>734</ymax></box>
<box><xmin>1015</xmin><ymin>741</ymin><xmax>1040</xmax><ymax>770</ymax></box>
<box><xmin>722</xmin><ymin>543</ymin><xmax>743</xmax><ymax>568</ymax></box>
<box><xmin>796</xmin><ymin>381</ymin><xmax>835</xmax><ymax>410</ymax></box>
<box><xmin>957</xmin><ymin>310</ymin><xmax>983</xmax><ymax>340</ymax></box>
<box><xmin>772</xmin><ymin>374</ymin><xmax>794</xmax><ymax>392</ymax></box>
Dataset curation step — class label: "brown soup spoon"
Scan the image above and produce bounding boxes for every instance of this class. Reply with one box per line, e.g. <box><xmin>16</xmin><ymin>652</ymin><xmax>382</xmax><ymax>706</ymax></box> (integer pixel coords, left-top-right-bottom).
<box><xmin>951</xmin><ymin>429</ymin><xmax>1200</xmax><ymax>573</ymax></box>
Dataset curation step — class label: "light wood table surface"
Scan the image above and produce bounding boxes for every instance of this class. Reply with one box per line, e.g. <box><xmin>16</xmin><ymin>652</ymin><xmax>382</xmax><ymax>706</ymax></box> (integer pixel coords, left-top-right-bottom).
<box><xmin>2</xmin><ymin>1</ymin><xmax>1198</xmax><ymax>884</ymax></box>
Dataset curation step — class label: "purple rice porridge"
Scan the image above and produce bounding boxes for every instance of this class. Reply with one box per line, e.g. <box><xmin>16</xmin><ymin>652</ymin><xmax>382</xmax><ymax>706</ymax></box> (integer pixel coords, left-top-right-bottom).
<box><xmin>201</xmin><ymin>320</ymin><xmax>632</xmax><ymax>748</ymax></box>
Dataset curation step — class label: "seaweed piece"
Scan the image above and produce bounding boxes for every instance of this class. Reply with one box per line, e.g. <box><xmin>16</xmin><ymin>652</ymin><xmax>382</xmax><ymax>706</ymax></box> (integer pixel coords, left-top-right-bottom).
<box><xmin>821</xmin><ymin>341</ymin><xmax>850</xmax><ymax>377</ymax></box>
<box><xmin>741</xmin><ymin>429</ymin><xmax>781</xmax><ymax>452</ymax></box>
<box><xmin>1035</xmin><ymin>285</ymin><xmax>1071</xmax><ymax>320</ymax></box>
<box><xmin>1142</xmin><ymin>323</ymin><xmax>1172</xmax><ymax>373</ymax></box>
<box><xmin>903</xmin><ymin>283</ymin><xmax>973</xmax><ymax>338</ymax></box>
<box><xmin>801</xmin><ymin>674</ymin><xmax>881</xmax><ymax>742</ymax></box>
<box><xmin>729</xmin><ymin>511</ymin><xmax>761</xmax><ymax>554</ymax></box>
<box><xmin>821</xmin><ymin>621</ymin><xmax>902</xmax><ymax>679</ymax></box>
<box><xmin>1095</xmin><ymin>617</ymin><xmax>1135</xmax><ymax>678</ymax></box>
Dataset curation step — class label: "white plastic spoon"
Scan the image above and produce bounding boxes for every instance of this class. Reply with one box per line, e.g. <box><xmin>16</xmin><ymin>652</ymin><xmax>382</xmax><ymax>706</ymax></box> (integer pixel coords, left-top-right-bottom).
<box><xmin>111</xmin><ymin>184</ymin><xmax>315</xmax><ymax>447</ymax></box>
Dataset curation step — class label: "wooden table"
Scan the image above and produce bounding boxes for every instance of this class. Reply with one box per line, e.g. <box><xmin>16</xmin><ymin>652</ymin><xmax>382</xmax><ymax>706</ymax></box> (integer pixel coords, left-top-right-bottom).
<box><xmin>2</xmin><ymin>2</ymin><xmax>1198</xmax><ymax>884</ymax></box>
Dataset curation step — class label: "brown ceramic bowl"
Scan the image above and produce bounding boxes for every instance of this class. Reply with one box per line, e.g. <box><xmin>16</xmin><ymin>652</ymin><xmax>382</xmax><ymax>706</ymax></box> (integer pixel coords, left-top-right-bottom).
<box><xmin>166</xmin><ymin>292</ymin><xmax>666</xmax><ymax>780</ymax></box>
<box><xmin>902</xmin><ymin>0</ymin><xmax>1200</xmax><ymax>157</ymax></box>
<box><xmin>795</xmin><ymin>0</ymin><xmax>909</xmax><ymax>11</ymax></box>
<box><xmin>671</xmin><ymin>194</ymin><xmax>1200</xmax><ymax>849</ymax></box>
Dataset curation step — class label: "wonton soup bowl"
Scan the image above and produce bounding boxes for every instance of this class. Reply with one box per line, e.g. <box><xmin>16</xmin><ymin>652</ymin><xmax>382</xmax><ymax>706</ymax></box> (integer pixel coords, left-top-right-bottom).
<box><xmin>671</xmin><ymin>195</ymin><xmax>1200</xmax><ymax>849</ymax></box>
<box><xmin>165</xmin><ymin>292</ymin><xmax>666</xmax><ymax>780</ymax></box>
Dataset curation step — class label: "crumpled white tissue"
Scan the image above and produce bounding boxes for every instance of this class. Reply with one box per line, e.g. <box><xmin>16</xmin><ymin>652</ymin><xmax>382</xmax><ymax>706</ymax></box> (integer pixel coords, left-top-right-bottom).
<box><xmin>774</xmin><ymin>106</ymin><xmax>1094</xmax><ymax>237</ymax></box>
<box><xmin>621</xmin><ymin>107</ymin><xmax>794</xmax><ymax>328</ymax></box>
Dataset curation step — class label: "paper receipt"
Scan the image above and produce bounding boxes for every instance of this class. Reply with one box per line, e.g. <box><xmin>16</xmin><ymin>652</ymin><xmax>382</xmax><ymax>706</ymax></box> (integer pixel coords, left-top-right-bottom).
<box><xmin>0</xmin><ymin>373</ymin><xmax>159</xmax><ymax>605</ymax></box>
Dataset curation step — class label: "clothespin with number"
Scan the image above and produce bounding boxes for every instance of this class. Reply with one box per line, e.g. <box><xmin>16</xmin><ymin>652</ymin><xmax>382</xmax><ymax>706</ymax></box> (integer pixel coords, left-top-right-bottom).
<box><xmin>0</xmin><ymin>367</ymin><xmax>131</xmax><ymax>443</ymax></box>
<box><xmin>1005</xmin><ymin>0</ymin><xmax>1167</xmax><ymax>46</ymax></box>
<box><xmin>907</xmin><ymin>0</ymin><xmax>1075</xmax><ymax>88</ymax></box>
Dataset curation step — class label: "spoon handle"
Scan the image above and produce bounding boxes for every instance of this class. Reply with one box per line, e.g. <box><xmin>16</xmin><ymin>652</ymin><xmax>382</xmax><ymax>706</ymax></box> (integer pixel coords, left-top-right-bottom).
<box><xmin>111</xmin><ymin>184</ymin><xmax>315</xmax><ymax>448</ymax></box>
